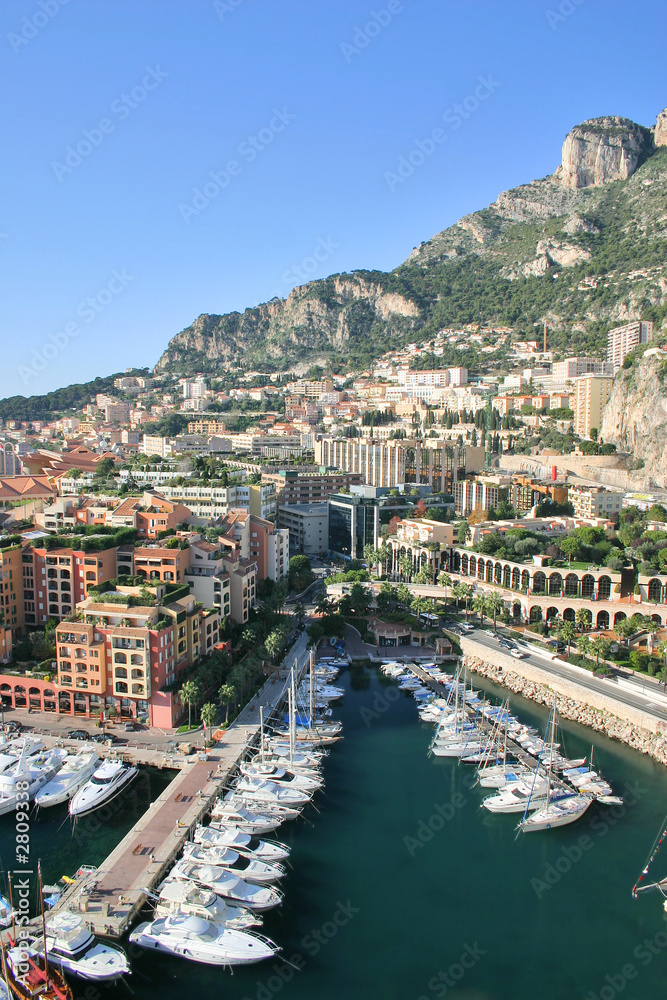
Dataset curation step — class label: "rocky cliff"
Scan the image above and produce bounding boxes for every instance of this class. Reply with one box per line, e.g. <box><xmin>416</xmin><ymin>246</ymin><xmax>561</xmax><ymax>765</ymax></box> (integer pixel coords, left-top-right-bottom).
<box><xmin>157</xmin><ymin>106</ymin><xmax>667</xmax><ymax>374</ymax></box>
<box><xmin>601</xmin><ymin>351</ymin><xmax>667</xmax><ymax>486</ymax></box>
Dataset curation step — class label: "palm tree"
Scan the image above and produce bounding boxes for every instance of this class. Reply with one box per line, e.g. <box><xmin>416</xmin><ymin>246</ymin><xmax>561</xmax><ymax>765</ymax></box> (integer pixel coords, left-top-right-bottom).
<box><xmin>179</xmin><ymin>679</ymin><xmax>200</xmax><ymax>731</ymax></box>
<box><xmin>410</xmin><ymin>594</ymin><xmax>425</xmax><ymax>620</ymax></box>
<box><xmin>656</xmin><ymin>641</ymin><xmax>667</xmax><ymax>690</ymax></box>
<box><xmin>264</xmin><ymin>629</ymin><xmax>285</xmax><ymax>668</ymax></box>
<box><xmin>439</xmin><ymin>574</ymin><xmax>452</xmax><ymax>605</ymax></box>
<box><xmin>575</xmin><ymin>608</ymin><xmax>591</xmax><ymax>633</ymax></box>
<box><xmin>472</xmin><ymin>594</ymin><xmax>487</xmax><ymax>627</ymax></box>
<box><xmin>218</xmin><ymin>683</ymin><xmax>236</xmax><ymax>724</ymax></box>
<box><xmin>576</xmin><ymin>634</ymin><xmax>591</xmax><ymax>662</ymax></box>
<box><xmin>398</xmin><ymin>554</ymin><xmax>413</xmax><ymax>582</ymax></box>
<box><xmin>462</xmin><ymin>584</ymin><xmax>474</xmax><ymax>621</ymax></box>
<box><xmin>485</xmin><ymin>593</ymin><xmax>503</xmax><ymax>630</ymax></box>
<box><xmin>590</xmin><ymin>635</ymin><xmax>610</xmax><ymax>671</ymax></box>
<box><xmin>200</xmin><ymin>702</ymin><xmax>217</xmax><ymax>742</ymax></box>
<box><xmin>559</xmin><ymin>620</ymin><xmax>576</xmax><ymax>657</ymax></box>
<box><xmin>452</xmin><ymin>582</ymin><xmax>465</xmax><ymax>610</ymax></box>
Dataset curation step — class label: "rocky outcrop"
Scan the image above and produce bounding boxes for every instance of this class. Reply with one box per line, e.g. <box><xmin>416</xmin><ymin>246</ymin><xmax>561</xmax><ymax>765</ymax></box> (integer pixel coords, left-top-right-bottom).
<box><xmin>601</xmin><ymin>352</ymin><xmax>667</xmax><ymax>486</ymax></box>
<box><xmin>559</xmin><ymin>116</ymin><xmax>653</xmax><ymax>188</ymax></box>
<box><xmin>466</xmin><ymin>654</ymin><xmax>667</xmax><ymax>766</ymax></box>
<box><xmin>654</xmin><ymin>107</ymin><xmax>667</xmax><ymax>147</ymax></box>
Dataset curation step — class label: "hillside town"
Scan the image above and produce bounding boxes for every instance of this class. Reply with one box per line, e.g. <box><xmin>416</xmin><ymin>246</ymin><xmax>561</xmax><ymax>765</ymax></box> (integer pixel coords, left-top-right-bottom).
<box><xmin>0</xmin><ymin>318</ymin><xmax>664</xmax><ymax>733</ymax></box>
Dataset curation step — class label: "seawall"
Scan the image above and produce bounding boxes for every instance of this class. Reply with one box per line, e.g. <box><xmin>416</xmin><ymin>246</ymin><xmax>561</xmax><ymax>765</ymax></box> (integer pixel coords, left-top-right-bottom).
<box><xmin>460</xmin><ymin>637</ymin><xmax>667</xmax><ymax>766</ymax></box>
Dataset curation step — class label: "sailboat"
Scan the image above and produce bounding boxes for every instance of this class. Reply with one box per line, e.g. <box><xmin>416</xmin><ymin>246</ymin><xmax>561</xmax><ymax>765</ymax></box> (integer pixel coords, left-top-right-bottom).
<box><xmin>518</xmin><ymin>699</ymin><xmax>593</xmax><ymax>833</ymax></box>
<box><xmin>632</xmin><ymin>812</ymin><xmax>667</xmax><ymax>909</ymax></box>
<box><xmin>3</xmin><ymin>867</ymin><xmax>73</xmax><ymax>1000</ymax></box>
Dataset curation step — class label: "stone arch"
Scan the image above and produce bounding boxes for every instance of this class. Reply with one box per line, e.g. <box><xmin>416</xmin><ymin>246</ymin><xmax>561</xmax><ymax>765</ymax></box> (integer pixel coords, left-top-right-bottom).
<box><xmin>460</xmin><ymin>553</ymin><xmax>468</xmax><ymax>575</ymax></box>
<box><xmin>529</xmin><ymin>606</ymin><xmax>543</xmax><ymax>623</ymax></box>
<box><xmin>613</xmin><ymin>611</ymin><xmax>627</xmax><ymax>625</ymax></box>
<box><xmin>581</xmin><ymin>574</ymin><xmax>595</xmax><ymax>598</ymax></box>
<box><xmin>512</xmin><ymin>567</ymin><xmax>520</xmax><ymax>590</ymax></box>
<box><xmin>648</xmin><ymin>579</ymin><xmax>663</xmax><ymax>602</ymax></box>
<box><xmin>512</xmin><ymin>601</ymin><xmax>522</xmax><ymax>620</ymax></box>
<box><xmin>494</xmin><ymin>562</ymin><xmax>502</xmax><ymax>584</ymax></box>
<box><xmin>651</xmin><ymin>613</ymin><xmax>662</xmax><ymax>625</ymax></box>
<box><xmin>596</xmin><ymin>610</ymin><xmax>610</xmax><ymax>629</ymax></box>
<box><xmin>533</xmin><ymin>572</ymin><xmax>546</xmax><ymax>595</ymax></box>
<box><xmin>486</xmin><ymin>562</ymin><xmax>493</xmax><ymax>583</ymax></box>
<box><xmin>521</xmin><ymin>570</ymin><xmax>530</xmax><ymax>590</ymax></box>
<box><xmin>598</xmin><ymin>575</ymin><xmax>611</xmax><ymax>600</ymax></box>
<box><xmin>562</xmin><ymin>607</ymin><xmax>575</xmax><ymax>622</ymax></box>
<box><xmin>546</xmin><ymin>606</ymin><xmax>559</xmax><ymax>621</ymax></box>
<box><xmin>477</xmin><ymin>558</ymin><xmax>485</xmax><ymax>580</ymax></box>
<box><xmin>469</xmin><ymin>556</ymin><xmax>476</xmax><ymax>576</ymax></box>
<box><xmin>565</xmin><ymin>573</ymin><xmax>579</xmax><ymax>597</ymax></box>
<box><xmin>58</xmin><ymin>691</ymin><xmax>71</xmax><ymax>713</ymax></box>
<box><xmin>502</xmin><ymin>565</ymin><xmax>511</xmax><ymax>588</ymax></box>
<box><xmin>548</xmin><ymin>572</ymin><xmax>563</xmax><ymax>596</ymax></box>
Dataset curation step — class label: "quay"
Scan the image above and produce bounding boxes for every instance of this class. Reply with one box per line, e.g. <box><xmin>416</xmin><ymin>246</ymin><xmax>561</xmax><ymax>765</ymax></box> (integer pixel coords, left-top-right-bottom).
<box><xmin>43</xmin><ymin>631</ymin><xmax>313</xmax><ymax>939</ymax></box>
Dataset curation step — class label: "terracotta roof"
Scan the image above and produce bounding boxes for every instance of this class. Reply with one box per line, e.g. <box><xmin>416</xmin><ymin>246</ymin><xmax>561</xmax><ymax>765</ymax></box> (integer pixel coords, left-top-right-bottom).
<box><xmin>0</xmin><ymin>476</ymin><xmax>55</xmax><ymax>500</ymax></box>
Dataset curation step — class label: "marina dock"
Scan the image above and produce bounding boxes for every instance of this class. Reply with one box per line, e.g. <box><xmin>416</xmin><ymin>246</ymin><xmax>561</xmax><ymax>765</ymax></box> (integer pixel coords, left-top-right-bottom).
<box><xmin>44</xmin><ymin>646</ymin><xmax>310</xmax><ymax>939</ymax></box>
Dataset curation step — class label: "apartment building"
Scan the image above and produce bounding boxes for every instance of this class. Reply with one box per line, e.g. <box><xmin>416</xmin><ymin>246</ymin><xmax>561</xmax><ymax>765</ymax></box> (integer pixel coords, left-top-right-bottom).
<box><xmin>568</xmin><ymin>485</ymin><xmax>623</xmax><ymax>520</ymax></box>
<box><xmin>397</xmin><ymin>368</ymin><xmax>468</xmax><ymax>387</ymax></box>
<box><xmin>607</xmin><ymin>320</ymin><xmax>653</xmax><ymax>374</ymax></box>
<box><xmin>108</xmin><ymin>491</ymin><xmax>191</xmax><ymax>539</ymax></box>
<box><xmin>262</xmin><ymin>470</ymin><xmax>364</xmax><ymax>504</ymax></box>
<box><xmin>385</xmin><ymin>518</ymin><xmax>456</xmax><ymax>578</ymax></box>
<box><xmin>187</xmin><ymin>418</ymin><xmax>228</xmax><ymax>436</ymax></box>
<box><xmin>511</xmin><ymin>476</ymin><xmax>569</xmax><ymax>514</ymax></box>
<box><xmin>142</xmin><ymin>435</ymin><xmax>174</xmax><ymax>458</ymax></box>
<box><xmin>454</xmin><ymin>476</ymin><xmax>512</xmax><ymax>516</ymax></box>
<box><xmin>248</xmin><ymin>515</ymin><xmax>289</xmax><ymax>582</ymax></box>
<box><xmin>277</xmin><ymin>503</ymin><xmax>329</xmax><ymax>556</ymax></box>
<box><xmin>551</xmin><ymin>357</ymin><xmax>609</xmax><ymax>382</ymax></box>
<box><xmin>328</xmin><ymin>493</ymin><xmax>380</xmax><ymax>560</ymax></box>
<box><xmin>0</xmin><ymin>626</ymin><xmax>12</xmax><ymax>664</ymax></box>
<box><xmin>0</xmin><ymin>543</ymin><xmax>24</xmax><ymax>636</ymax></box>
<box><xmin>185</xmin><ymin>516</ymin><xmax>257</xmax><ymax>623</ymax></box>
<box><xmin>117</xmin><ymin>544</ymin><xmax>191</xmax><ymax>583</ymax></box>
<box><xmin>315</xmin><ymin>437</ymin><xmax>482</xmax><ymax>491</ymax></box>
<box><xmin>54</xmin><ymin>585</ymin><xmax>218</xmax><ymax>725</ymax></box>
<box><xmin>573</xmin><ymin>374</ymin><xmax>615</xmax><ymax>438</ymax></box>
<box><xmin>22</xmin><ymin>544</ymin><xmax>117</xmax><ymax>627</ymax></box>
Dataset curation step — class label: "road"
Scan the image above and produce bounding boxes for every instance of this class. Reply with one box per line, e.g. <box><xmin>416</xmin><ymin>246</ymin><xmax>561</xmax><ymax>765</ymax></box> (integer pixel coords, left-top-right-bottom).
<box><xmin>462</xmin><ymin>627</ymin><xmax>667</xmax><ymax>725</ymax></box>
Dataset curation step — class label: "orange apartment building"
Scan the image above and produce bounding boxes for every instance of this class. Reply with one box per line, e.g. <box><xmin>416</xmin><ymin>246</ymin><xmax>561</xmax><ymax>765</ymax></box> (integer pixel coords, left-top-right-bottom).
<box><xmin>0</xmin><ymin>543</ymin><xmax>24</xmax><ymax>637</ymax></box>
<box><xmin>107</xmin><ymin>490</ymin><xmax>191</xmax><ymax>540</ymax></box>
<box><xmin>21</xmin><ymin>544</ymin><xmax>117</xmax><ymax>628</ymax></box>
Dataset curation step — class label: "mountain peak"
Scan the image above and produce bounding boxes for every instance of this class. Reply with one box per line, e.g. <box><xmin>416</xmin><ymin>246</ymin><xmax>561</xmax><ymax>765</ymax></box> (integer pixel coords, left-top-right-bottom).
<box><xmin>557</xmin><ymin>114</ymin><xmax>654</xmax><ymax>188</ymax></box>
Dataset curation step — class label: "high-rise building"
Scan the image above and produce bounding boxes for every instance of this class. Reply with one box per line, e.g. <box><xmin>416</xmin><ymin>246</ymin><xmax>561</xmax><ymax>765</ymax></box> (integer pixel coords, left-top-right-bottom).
<box><xmin>573</xmin><ymin>374</ymin><xmax>614</xmax><ymax>439</ymax></box>
<box><xmin>607</xmin><ymin>321</ymin><xmax>653</xmax><ymax>374</ymax></box>
<box><xmin>314</xmin><ymin>437</ymin><xmax>481</xmax><ymax>491</ymax></box>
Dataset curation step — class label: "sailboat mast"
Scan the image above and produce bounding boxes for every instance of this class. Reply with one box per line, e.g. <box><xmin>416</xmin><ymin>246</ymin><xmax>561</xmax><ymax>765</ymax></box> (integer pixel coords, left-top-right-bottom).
<box><xmin>309</xmin><ymin>649</ymin><xmax>314</xmax><ymax>728</ymax></box>
<box><xmin>38</xmin><ymin>861</ymin><xmax>49</xmax><ymax>990</ymax></box>
<box><xmin>259</xmin><ymin>707</ymin><xmax>264</xmax><ymax>764</ymax></box>
<box><xmin>6</xmin><ymin>873</ymin><xmax>15</xmax><ymax>943</ymax></box>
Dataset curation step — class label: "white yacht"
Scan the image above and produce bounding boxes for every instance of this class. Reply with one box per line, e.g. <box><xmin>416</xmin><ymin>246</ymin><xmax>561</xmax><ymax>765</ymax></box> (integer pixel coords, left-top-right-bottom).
<box><xmin>69</xmin><ymin>760</ymin><xmax>138</xmax><ymax>817</ymax></box>
<box><xmin>129</xmin><ymin>912</ymin><xmax>279</xmax><ymax>966</ymax></box>
<box><xmin>193</xmin><ymin>824</ymin><xmax>290</xmax><ymax>862</ymax></box>
<box><xmin>519</xmin><ymin>792</ymin><xmax>594</xmax><ymax>831</ymax></box>
<box><xmin>35</xmin><ymin>750</ymin><xmax>100</xmax><ymax>808</ymax></box>
<box><xmin>218</xmin><ymin>791</ymin><xmax>302</xmax><ymax>822</ymax></box>
<box><xmin>154</xmin><ymin>881</ymin><xmax>261</xmax><ymax>928</ymax></box>
<box><xmin>234</xmin><ymin>777</ymin><xmax>312</xmax><ymax>806</ymax></box>
<box><xmin>478</xmin><ymin>766</ymin><xmax>535</xmax><ymax>789</ymax></box>
<box><xmin>37</xmin><ymin>912</ymin><xmax>130</xmax><ymax>981</ymax></box>
<box><xmin>239</xmin><ymin>761</ymin><xmax>322</xmax><ymax>791</ymax></box>
<box><xmin>0</xmin><ymin>894</ymin><xmax>12</xmax><ymax>929</ymax></box>
<box><xmin>482</xmin><ymin>780</ymin><xmax>551</xmax><ymax>814</ymax></box>
<box><xmin>0</xmin><ymin>747</ymin><xmax>67</xmax><ymax>815</ymax></box>
<box><xmin>182</xmin><ymin>844</ymin><xmax>285</xmax><ymax>883</ymax></box>
<box><xmin>0</xmin><ymin>737</ymin><xmax>45</xmax><ymax>774</ymax></box>
<box><xmin>208</xmin><ymin>802</ymin><xmax>283</xmax><ymax>835</ymax></box>
<box><xmin>168</xmin><ymin>859</ymin><xmax>282</xmax><ymax>911</ymax></box>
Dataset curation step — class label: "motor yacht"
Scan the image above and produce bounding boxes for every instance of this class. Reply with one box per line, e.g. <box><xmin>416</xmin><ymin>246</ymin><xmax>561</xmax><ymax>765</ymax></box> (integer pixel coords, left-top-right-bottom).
<box><xmin>182</xmin><ymin>844</ymin><xmax>285</xmax><ymax>883</ymax></box>
<box><xmin>35</xmin><ymin>750</ymin><xmax>100</xmax><ymax>808</ymax></box>
<box><xmin>168</xmin><ymin>860</ymin><xmax>282</xmax><ymax>911</ymax></box>
<box><xmin>36</xmin><ymin>913</ymin><xmax>129</xmax><ymax>981</ymax></box>
<box><xmin>69</xmin><ymin>760</ymin><xmax>138</xmax><ymax>817</ymax></box>
<box><xmin>129</xmin><ymin>912</ymin><xmax>279</xmax><ymax>966</ymax></box>
<box><xmin>0</xmin><ymin>748</ymin><xmax>67</xmax><ymax>816</ymax></box>
<box><xmin>193</xmin><ymin>824</ymin><xmax>289</xmax><ymax>862</ymax></box>
<box><xmin>154</xmin><ymin>880</ymin><xmax>261</xmax><ymax>928</ymax></box>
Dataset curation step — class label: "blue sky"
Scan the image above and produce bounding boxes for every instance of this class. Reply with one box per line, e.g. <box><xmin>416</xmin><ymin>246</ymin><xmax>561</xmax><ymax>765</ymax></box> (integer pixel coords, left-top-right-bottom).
<box><xmin>2</xmin><ymin>0</ymin><xmax>666</xmax><ymax>398</ymax></box>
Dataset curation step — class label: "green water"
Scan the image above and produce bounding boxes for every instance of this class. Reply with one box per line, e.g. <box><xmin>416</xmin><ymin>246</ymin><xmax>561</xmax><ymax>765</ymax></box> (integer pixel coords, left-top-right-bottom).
<box><xmin>6</xmin><ymin>670</ymin><xmax>667</xmax><ymax>1000</ymax></box>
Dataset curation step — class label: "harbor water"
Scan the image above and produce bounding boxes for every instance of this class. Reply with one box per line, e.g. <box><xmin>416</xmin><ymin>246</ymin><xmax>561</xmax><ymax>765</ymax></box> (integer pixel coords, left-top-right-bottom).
<box><xmin>6</xmin><ymin>666</ymin><xmax>667</xmax><ymax>999</ymax></box>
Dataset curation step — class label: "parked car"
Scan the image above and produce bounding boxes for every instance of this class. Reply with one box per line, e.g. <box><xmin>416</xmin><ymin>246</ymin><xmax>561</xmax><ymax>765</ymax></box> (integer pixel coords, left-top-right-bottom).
<box><xmin>485</xmin><ymin>629</ymin><xmax>495</xmax><ymax>637</ymax></box>
<box><xmin>90</xmin><ymin>732</ymin><xmax>120</xmax><ymax>745</ymax></box>
<box><xmin>510</xmin><ymin>649</ymin><xmax>526</xmax><ymax>659</ymax></box>
<box><xmin>66</xmin><ymin>729</ymin><xmax>90</xmax><ymax>741</ymax></box>
<box><xmin>3</xmin><ymin>721</ymin><xmax>22</xmax><ymax>733</ymax></box>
